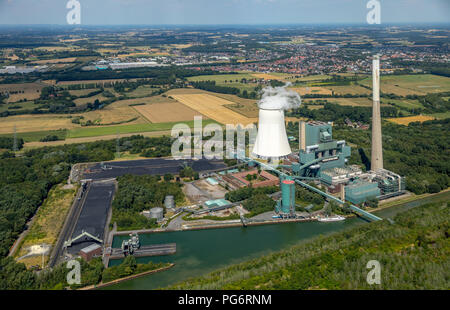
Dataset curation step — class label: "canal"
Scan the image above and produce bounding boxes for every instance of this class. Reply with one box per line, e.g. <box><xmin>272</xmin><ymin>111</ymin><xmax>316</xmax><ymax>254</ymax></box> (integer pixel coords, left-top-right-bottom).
<box><xmin>105</xmin><ymin>191</ymin><xmax>449</xmax><ymax>290</ymax></box>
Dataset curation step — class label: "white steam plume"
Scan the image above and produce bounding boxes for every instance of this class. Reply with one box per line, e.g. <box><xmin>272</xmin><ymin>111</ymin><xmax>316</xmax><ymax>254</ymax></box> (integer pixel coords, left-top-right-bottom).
<box><xmin>257</xmin><ymin>83</ymin><xmax>301</xmax><ymax>110</ymax></box>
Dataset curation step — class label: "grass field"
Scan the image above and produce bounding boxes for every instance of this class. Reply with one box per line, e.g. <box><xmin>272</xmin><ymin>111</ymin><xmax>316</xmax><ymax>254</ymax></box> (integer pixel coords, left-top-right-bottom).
<box><xmin>73</xmin><ymin>93</ymin><xmax>109</xmax><ymax>106</ymax></box>
<box><xmin>68</xmin><ymin>89</ymin><xmax>99</xmax><ymax>97</ymax></box>
<box><xmin>134</xmin><ymin>101</ymin><xmax>207</xmax><ymax>123</ymax></box>
<box><xmin>15</xmin><ymin>184</ymin><xmax>77</xmax><ymax>268</ymax></box>
<box><xmin>326</xmin><ymin>85</ymin><xmax>371</xmax><ymax>95</ymax></box>
<box><xmin>66</xmin><ymin>119</ymin><xmax>217</xmax><ymax>139</ymax></box>
<box><xmin>428</xmin><ymin>111</ymin><xmax>450</xmax><ymax>120</ymax></box>
<box><xmin>126</xmin><ymin>85</ymin><xmax>161</xmax><ymax>98</ymax></box>
<box><xmin>0</xmin><ymin>100</ymin><xmax>39</xmax><ymax>113</ymax></box>
<box><xmin>387</xmin><ymin>115</ymin><xmax>436</xmax><ymax>125</ymax></box>
<box><xmin>359</xmin><ymin>74</ymin><xmax>450</xmax><ymax>95</ymax></box>
<box><xmin>326</xmin><ymin>97</ymin><xmax>374</xmax><ymax>106</ymax></box>
<box><xmin>169</xmin><ymin>91</ymin><xmax>257</xmax><ymax>125</ymax></box>
<box><xmin>0</xmin><ymin>129</ymin><xmax>68</xmax><ymax>142</ymax></box>
<box><xmin>384</xmin><ymin>99</ymin><xmax>424</xmax><ymax>109</ymax></box>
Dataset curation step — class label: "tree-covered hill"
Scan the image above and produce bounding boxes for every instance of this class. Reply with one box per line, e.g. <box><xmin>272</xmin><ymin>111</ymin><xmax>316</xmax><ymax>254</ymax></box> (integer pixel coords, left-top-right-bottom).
<box><xmin>169</xmin><ymin>201</ymin><xmax>449</xmax><ymax>290</ymax></box>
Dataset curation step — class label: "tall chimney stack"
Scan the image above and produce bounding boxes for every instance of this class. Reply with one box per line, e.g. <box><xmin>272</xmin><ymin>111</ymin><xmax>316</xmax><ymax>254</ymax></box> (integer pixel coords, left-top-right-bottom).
<box><xmin>371</xmin><ymin>55</ymin><xmax>383</xmax><ymax>171</ymax></box>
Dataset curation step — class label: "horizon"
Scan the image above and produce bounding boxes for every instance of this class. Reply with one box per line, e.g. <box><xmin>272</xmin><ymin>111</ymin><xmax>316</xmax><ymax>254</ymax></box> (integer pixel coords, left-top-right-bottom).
<box><xmin>0</xmin><ymin>0</ymin><xmax>449</xmax><ymax>25</ymax></box>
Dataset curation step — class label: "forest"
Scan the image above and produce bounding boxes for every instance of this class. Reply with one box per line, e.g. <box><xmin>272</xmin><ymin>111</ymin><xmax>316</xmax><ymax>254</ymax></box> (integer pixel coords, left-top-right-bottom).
<box><xmin>333</xmin><ymin>119</ymin><xmax>450</xmax><ymax>195</ymax></box>
<box><xmin>0</xmin><ymin>254</ymin><xmax>169</xmax><ymax>290</ymax></box>
<box><xmin>288</xmin><ymin>103</ymin><xmax>399</xmax><ymax>123</ymax></box>
<box><xmin>0</xmin><ymin>135</ymin><xmax>173</xmax><ymax>258</ymax></box>
<box><xmin>169</xmin><ymin>201</ymin><xmax>449</xmax><ymax>290</ymax></box>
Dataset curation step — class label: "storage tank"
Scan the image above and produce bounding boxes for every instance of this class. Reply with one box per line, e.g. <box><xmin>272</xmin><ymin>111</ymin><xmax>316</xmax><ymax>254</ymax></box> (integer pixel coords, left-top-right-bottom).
<box><xmin>281</xmin><ymin>179</ymin><xmax>296</xmax><ymax>214</ymax></box>
<box><xmin>164</xmin><ymin>195</ymin><xmax>175</xmax><ymax>210</ymax></box>
<box><xmin>150</xmin><ymin>207</ymin><xmax>164</xmax><ymax>222</ymax></box>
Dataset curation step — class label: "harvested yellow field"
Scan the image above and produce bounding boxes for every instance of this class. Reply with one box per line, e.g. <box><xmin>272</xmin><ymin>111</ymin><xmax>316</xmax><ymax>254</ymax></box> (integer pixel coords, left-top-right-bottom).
<box><xmin>134</xmin><ymin>102</ymin><xmax>206</xmax><ymax>123</ymax></box>
<box><xmin>170</xmin><ymin>93</ymin><xmax>257</xmax><ymax>125</ymax></box>
<box><xmin>0</xmin><ymin>114</ymin><xmax>76</xmax><ymax>134</ymax></box>
<box><xmin>387</xmin><ymin>115</ymin><xmax>436</xmax><ymax>125</ymax></box>
<box><xmin>77</xmin><ymin>98</ymin><xmax>147</xmax><ymax>125</ymax></box>
<box><xmin>31</xmin><ymin>57</ymin><xmax>77</xmax><ymax>64</ymax></box>
<box><xmin>252</xmin><ymin>73</ymin><xmax>285</xmax><ymax>81</ymax></box>
<box><xmin>290</xmin><ymin>87</ymin><xmax>333</xmax><ymax>96</ymax></box>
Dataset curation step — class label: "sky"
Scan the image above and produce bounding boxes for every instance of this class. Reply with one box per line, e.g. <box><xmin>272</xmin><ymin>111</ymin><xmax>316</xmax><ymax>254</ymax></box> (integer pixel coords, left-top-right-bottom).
<box><xmin>0</xmin><ymin>0</ymin><xmax>448</xmax><ymax>25</ymax></box>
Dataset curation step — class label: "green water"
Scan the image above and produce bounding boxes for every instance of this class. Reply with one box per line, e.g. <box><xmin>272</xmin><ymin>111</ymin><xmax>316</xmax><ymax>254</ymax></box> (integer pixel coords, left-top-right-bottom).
<box><xmin>105</xmin><ymin>191</ymin><xmax>449</xmax><ymax>290</ymax></box>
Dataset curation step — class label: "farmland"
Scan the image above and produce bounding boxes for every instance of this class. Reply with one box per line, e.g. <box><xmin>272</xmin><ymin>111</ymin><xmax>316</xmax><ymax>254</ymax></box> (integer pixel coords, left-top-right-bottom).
<box><xmin>134</xmin><ymin>101</ymin><xmax>206</xmax><ymax>123</ymax></box>
<box><xmin>168</xmin><ymin>89</ymin><xmax>257</xmax><ymax>125</ymax></box>
<box><xmin>387</xmin><ymin>115</ymin><xmax>436</xmax><ymax>125</ymax></box>
<box><xmin>359</xmin><ymin>74</ymin><xmax>450</xmax><ymax>96</ymax></box>
<box><xmin>0</xmin><ymin>82</ymin><xmax>46</xmax><ymax>102</ymax></box>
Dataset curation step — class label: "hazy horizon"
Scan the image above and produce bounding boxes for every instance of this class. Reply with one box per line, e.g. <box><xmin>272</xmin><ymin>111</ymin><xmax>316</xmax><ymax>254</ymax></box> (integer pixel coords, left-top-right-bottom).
<box><xmin>0</xmin><ymin>0</ymin><xmax>448</xmax><ymax>25</ymax></box>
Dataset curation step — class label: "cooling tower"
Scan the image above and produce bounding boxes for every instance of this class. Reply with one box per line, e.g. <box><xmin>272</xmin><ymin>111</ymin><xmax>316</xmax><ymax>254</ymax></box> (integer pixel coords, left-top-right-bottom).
<box><xmin>371</xmin><ymin>55</ymin><xmax>384</xmax><ymax>171</ymax></box>
<box><xmin>252</xmin><ymin>108</ymin><xmax>292</xmax><ymax>159</ymax></box>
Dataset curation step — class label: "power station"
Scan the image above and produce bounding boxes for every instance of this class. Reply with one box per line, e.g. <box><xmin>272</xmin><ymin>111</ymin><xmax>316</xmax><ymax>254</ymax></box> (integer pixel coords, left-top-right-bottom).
<box><xmin>247</xmin><ymin>55</ymin><xmax>405</xmax><ymax>220</ymax></box>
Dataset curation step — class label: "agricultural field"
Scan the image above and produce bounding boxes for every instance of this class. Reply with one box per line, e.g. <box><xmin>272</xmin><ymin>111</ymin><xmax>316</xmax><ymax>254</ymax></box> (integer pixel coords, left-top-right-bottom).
<box><xmin>74</xmin><ymin>97</ymin><xmax>147</xmax><ymax>125</ymax></box>
<box><xmin>134</xmin><ymin>101</ymin><xmax>206</xmax><ymax>123</ymax></box>
<box><xmin>326</xmin><ymin>97</ymin><xmax>375</xmax><ymax>106</ymax></box>
<box><xmin>359</xmin><ymin>74</ymin><xmax>450</xmax><ymax>95</ymax></box>
<box><xmin>73</xmin><ymin>93</ymin><xmax>110</xmax><ymax>106</ymax></box>
<box><xmin>387</xmin><ymin>115</ymin><xmax>436</xmax><ymax>125</ymax></box>
<box><xmin>290</xmin><ymin>86</ymin><xmax>333</xmax><ymax>96</ymax></box>
<box><xmin>126</xmin><ymin>85</ymin><xmax>161</xmax><ymax>98</ymax></box>
<box><xmin>66</xmin><ymin>119</ymin><xmax>216</xmax><ymax>139</ymax></box>
<box><xmin>0</xmin><ymin>82</ymin><xmax>46</xmax><ymax>103</ymax></box>
<box><xmin>0</xmin><ymin>114</ymin><xmax>76</xmax><ymax>135</ymax></box>
<box><xmin>168</xmin><ymin>89</ymin><xmax>257</xmax><ymax>125</ymax></box>
<box><xmin>383</xmin><ymin>99</ymin><xmax>424</xmax><ymax>110</ymax></box>
<box><xmin>251</xmin><ymin>73</ymin><xmax>285</xmax><ymax>80</ymax></box>
<box><xmin>326</xmin><ymin>85</ymin><xmax>371</xmax><ymax>95</ymax></box>
<box><xmin>212</xmin><ymin>93</ymin><xmax>259</xmax><ymax>118</ymax></box>
<box><xmin>0</xmin><ymin>101</ymin><xmax>39</xmax><ymax>113</ymax></box>
<box><xmin>187</xmin><ymin>73</ymin><xmax>255</xmax><ymax>83</ymax></box>
<box><xmin>30</xmin><ymin>57</ymin><xmax>77</xmax><ymax>64</ymax></box>
<box><xmin>68</xmin><ymin>89</ymin><xmax>99</xmax><ymax>97</ymax></box>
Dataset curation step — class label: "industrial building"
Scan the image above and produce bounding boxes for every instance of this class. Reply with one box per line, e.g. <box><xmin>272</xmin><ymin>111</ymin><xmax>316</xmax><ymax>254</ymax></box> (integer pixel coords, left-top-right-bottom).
<box><xmin>247</xmin><ymin>54</ymin><xmax>405</xmax><ymax>217</ymax></box>
<box><xmin>79</xmin><ymin>243</ymin><xmax>102</xmax><ymax>262</ymax></box>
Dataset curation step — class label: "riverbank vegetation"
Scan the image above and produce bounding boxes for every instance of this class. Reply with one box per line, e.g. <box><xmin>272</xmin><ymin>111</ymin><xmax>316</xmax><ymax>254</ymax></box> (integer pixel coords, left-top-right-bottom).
<box><xmin>169</xmin><ymin>201</ymin><xmax>449</xmax><ymax>290</ymax></box>
<box><xmin>0</xmin><ymin>255</ymin><xmax>170</xmax><ymax>290</ymax></box>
